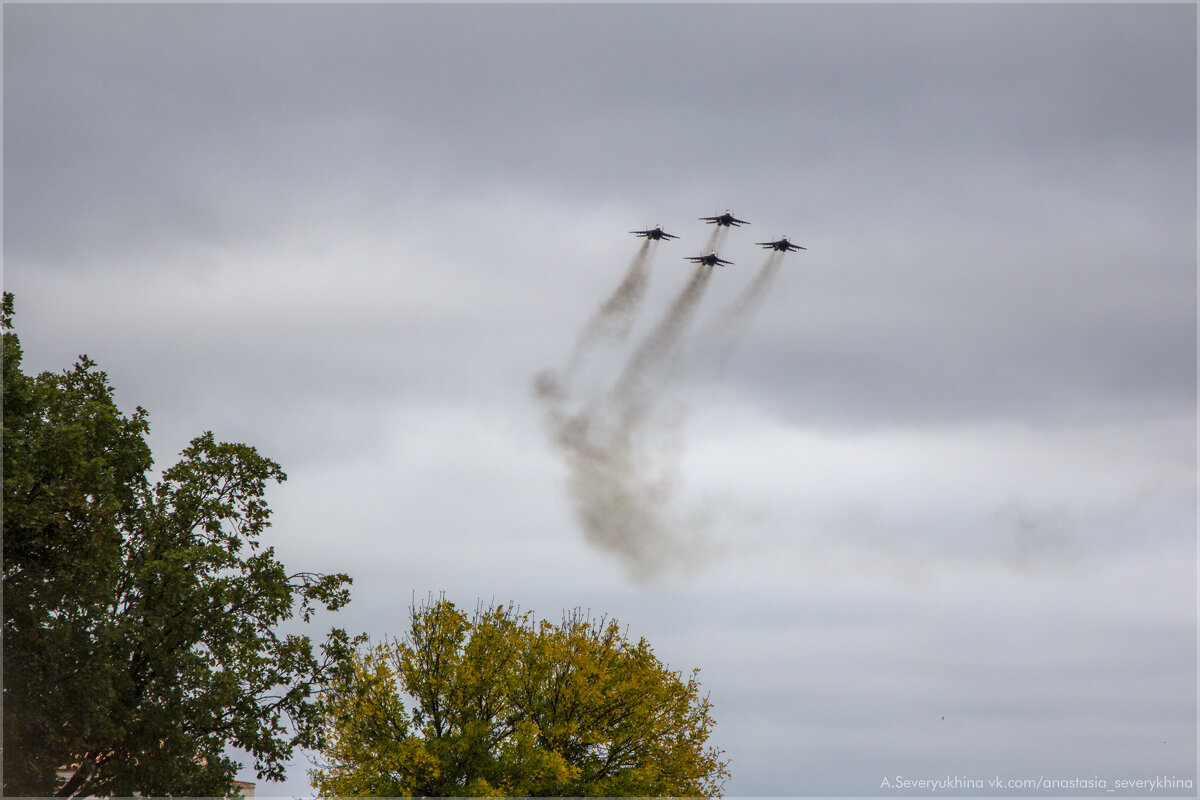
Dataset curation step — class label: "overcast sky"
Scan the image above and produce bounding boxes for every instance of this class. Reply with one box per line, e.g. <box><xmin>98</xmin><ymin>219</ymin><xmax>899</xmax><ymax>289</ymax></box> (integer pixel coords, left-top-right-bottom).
<box><xmin>4</xmin><ymin>4</ymin><xmax>1196</xmax><ymax>797</ymax></box>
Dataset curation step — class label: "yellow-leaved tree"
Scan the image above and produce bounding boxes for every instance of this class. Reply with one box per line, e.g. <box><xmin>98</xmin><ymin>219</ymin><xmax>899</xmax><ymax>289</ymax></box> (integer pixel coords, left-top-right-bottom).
<box><xmin>310</xmin><ymin>596</ymin><xmax>729</xmax><ymax>797</ymax></box>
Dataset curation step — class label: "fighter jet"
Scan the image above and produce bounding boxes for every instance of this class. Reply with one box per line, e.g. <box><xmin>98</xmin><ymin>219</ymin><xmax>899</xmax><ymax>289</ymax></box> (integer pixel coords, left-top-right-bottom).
<box><xmin>686</xmin><ymin>252</ymin><xmax>733</xmax><ymax>267</ymax></box>
<box><xmin>756</xmin><ymin>237</ymin><xmax>807</xmax><ymax>252</ymax></box>
<box><xmin>630</xmin><ymin>226</ymin><xmax>679</xmax><ymax>241</ymax></box>
<box><xmin>700</xmin><ymin>211</ymin><xmax>750</xmax><ymax>227</ymax></box>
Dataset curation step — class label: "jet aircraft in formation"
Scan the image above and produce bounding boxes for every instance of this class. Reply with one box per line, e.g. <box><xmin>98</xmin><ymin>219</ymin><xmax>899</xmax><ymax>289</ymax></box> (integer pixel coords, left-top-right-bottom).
<box><xmin>686</xmin><ymin>252</ymin><xmax>734</xmax><ymax>267</ymax></box>
<box><xmin>756</xmin><ymin>237</ymin><xmax>806</xmax><ymax>252</ymax></box>
<box><xmin>630</xmin><ymin>226</ymin><xmax>679</xmax><ymax>241</ymax></box>
<box><xmin>628</xmin><ymin>210</ymin><xmax>804</xmax><ymax>268</ymax></box>
<box><xmin>700</xmin><ymin>211</ymin><xmax>750</xmax><ymax>228</ymax></box>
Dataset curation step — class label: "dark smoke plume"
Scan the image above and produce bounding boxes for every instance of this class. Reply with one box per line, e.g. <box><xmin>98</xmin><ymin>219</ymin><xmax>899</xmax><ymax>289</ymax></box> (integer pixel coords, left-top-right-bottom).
<box><xmin>614</xmin><ymin>264</ymin><xmax>713</xmax><ymax>406</ymax></box>
<box><xmin>563</xmin><ymin>240</ymin><xmax>654</xmax><ymax>379</ymax></box>
<box><xmin>705</xmin><ymin>251</ymin><xmax>784</xmax><ymax>370</ymax></box>
<box><xmin>536</xmin><ymin>231</ymin><xmax>769</xmax><ymax>582</ymax></box>
<box><xmin>702</xmin><ymin>225</ymin><xmax>728</xmax><ymax>254</ymax></box>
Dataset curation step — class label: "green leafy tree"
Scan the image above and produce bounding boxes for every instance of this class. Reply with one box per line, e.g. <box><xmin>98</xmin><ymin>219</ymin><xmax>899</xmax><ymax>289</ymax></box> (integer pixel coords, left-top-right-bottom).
<box><xmin>311</xmin><ymin>596</ymin><xmax>730</xmax><ymax>797</ymax></box>
<box><xmin>2</xmin><ymin>293</ymin><xmax>356</xmax><ymax>796</ymax></box>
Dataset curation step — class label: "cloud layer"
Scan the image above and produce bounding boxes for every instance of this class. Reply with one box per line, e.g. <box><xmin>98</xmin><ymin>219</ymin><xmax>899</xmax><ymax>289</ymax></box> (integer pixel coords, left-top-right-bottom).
<box><xmin>5</xmin><ymin>4</ymin><xmax>1194</xmax><ymax>795</ymax></box>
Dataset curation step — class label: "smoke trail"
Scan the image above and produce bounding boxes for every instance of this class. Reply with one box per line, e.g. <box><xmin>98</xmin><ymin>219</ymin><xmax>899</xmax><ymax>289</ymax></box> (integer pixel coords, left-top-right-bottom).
<box><xmin>551</xmin><ymin>407</ymin><xmax>687</xmax><ymax>582</ymax></box>
<box><xmin>535</xmin><ymin>228</ymin><xmax>794</xmax><ymax>582</ymax></box>
<box><xmin>615</xmin><ymin>264</ymin><xmax>713</xmax><ymax>403</ymax></box>
<box><xmin>537</xmin><ymin>259</ymin><xmax>718</xmax><ymax>582</ymax></box>
<box><xmin>706</xmin><ymin>251</ymin><xmax>784</xmax><ymax>369</ymax></box>
<box><xmin>701</xmin><ymin>225</ymin><xmax>728</xmax><ymax>254</ymax></box>
<box><xmin>565</xmin><ymin>240</ymin><xmax>654</xmax><ymax>373</ymax></box>
<box><xmin>533</xmin><ymin>241</ymin><xmax>656</xmax><ymax>409</ymax></box>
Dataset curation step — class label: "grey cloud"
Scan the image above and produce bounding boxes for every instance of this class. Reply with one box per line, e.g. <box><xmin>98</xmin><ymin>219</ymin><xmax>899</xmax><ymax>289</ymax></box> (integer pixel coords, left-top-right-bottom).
<box><xmin>6</xmin><ymin>5</ymin><xmax>1193</xmax><ymax>260</ymax></box>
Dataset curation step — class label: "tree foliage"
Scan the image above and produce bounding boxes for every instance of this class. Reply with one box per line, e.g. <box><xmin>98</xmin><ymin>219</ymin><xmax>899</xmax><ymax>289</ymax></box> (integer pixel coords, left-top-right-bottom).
<box><xmin>2</xmin><ymin>293</ymin><xmax>356</xmax><ymax>797</ymax></box>
<box><xmin>311</xmin><ymin>596</ymin><xmax>730</xmax><ymax>797</ymax></box>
